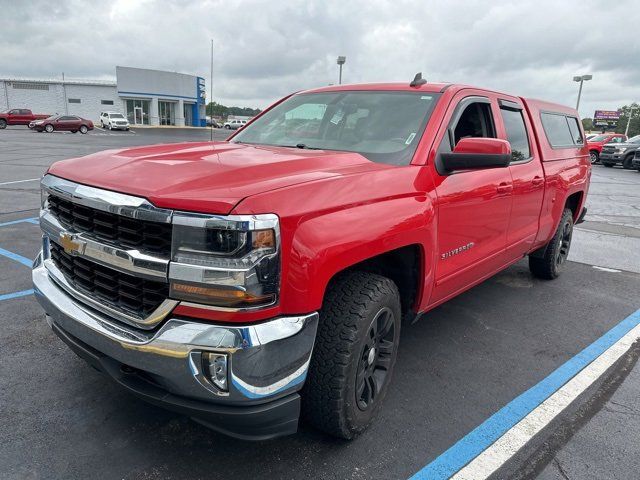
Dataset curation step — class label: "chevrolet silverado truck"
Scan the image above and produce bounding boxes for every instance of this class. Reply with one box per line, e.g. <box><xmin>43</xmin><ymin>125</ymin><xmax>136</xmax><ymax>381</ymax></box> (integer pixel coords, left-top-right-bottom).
<box><xmin>0</xmin><ymin>109</ymin><xmax>49</xmax><ymax>129</ymax></box>
<box><xmin>32</xmin><ymin>78</ymin><xmax>590</xmax><ymax>440</ymax></box>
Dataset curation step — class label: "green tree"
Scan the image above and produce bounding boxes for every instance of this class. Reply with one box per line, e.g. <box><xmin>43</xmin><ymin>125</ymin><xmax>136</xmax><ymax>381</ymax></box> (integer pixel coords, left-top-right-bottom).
<box><xmin>615</xmin><ymin>103</ymin><xmax>640</xmax><ymax>138</ymax></box>
<box><xmin>581</xmin><ymin>118</ymin><xmax>593</xmax><ymax>132</ymax></box>
<box><xmin>206</xmin><ymin>102</ymin><xmax>261</xmax><ymax>119</ymax></box>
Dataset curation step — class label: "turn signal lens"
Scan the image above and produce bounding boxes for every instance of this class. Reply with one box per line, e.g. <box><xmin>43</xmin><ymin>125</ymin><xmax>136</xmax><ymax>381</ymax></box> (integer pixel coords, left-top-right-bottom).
<box><xmin>252</xmin><ymin>229</ymin><xmax>275</xmax><ymax>250</ymax></box>
<box><xmin>170</xmin><ymin>282</ymin><xmax>275</xmax><ymax>307</ymax></box>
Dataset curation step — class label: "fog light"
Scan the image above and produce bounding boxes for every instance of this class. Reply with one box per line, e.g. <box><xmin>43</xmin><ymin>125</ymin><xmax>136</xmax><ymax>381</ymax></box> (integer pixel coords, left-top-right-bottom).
<box><xmin>203</xmin><ymin>352</ymin><xmax>228</xmax><ymax>391</ymax></box>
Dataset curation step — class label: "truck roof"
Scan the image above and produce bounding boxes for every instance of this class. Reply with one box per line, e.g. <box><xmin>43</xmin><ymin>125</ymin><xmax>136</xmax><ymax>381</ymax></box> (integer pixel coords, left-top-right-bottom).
<box><xmin>301</xmin><ymin>83</ymin><xmax>580</xmax><ymax>117</ymax></box>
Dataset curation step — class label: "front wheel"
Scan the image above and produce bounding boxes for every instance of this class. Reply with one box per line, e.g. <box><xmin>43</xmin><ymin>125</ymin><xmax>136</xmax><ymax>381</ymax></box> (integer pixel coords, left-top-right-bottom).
<box><xmin>623</xmin><ymin>155</ymin><xmax>634</xmax><ymax>170</ymax></box>
<box><xmin>529</xmin><ymin>208</ymin><xmax>574</xmax><ymax>280</ymax></box>
<box><xmin>302</xmin><ymin>271</ymin><xmax>401</xmax><ymax>439</ymax></box>
<box><xmin>79</xmin><ymin>125</ymin><xmax>88</xmax><ymax>134</ymax></box>
<box><xmin>589</xmin><ymin>151</ymin><xmax>599</xmax><ymax>164</ymax></box>
<box><xmin>45</xmin><ymin>124</ymin><xmax>54</xmax><ymax>133</ymax></box>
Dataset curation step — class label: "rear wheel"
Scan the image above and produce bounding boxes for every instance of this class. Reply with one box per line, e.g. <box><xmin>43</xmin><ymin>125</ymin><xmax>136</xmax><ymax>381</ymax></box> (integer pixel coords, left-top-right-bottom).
<box><xmin>529</xmin><ymin>208</ymin><xmax>574</xmax><ymax>280</ymax></box>
<box><xmin>589</xmin><ymin>151</ymin><xmax>599</xmax><ymax>164</ymax></box>
<box><xmin>302</xmin><ymin>271</ymin><xmax>401</xmax><ymax>439</ymax></box>
<box><xmin>79</xmin><ymin>125</ymin><xmax>88</xmax><ymax>134</ymax></box>
<box><xmin>0</xmin><ymin>119</ymin><xmax>6</xmax><ymax>129</ymax></box>
<box><xmin>45</xmin><ymin>124</ymin><xmax>54</xmax><ymax>133</ymax></box>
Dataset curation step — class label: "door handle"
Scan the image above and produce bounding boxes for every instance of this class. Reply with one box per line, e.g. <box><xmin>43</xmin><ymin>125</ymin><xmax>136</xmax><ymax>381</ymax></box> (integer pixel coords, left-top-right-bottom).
<box><xmin>497</xmin><ymin>182</ymin><xmax>513</xmax><ymax>195</ymax></box>
<box><xmin>532</xmin><ymin>176</ymin><xmax>544</xmax><ymax>187</ymax></box>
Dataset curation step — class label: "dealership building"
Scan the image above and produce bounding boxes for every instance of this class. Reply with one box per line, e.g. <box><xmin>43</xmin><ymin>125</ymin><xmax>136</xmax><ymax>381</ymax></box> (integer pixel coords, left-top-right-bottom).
<box><xmin>0</xmin><ymin>66</ymin><xmax>206</xmax><ymax>127</ymax></box>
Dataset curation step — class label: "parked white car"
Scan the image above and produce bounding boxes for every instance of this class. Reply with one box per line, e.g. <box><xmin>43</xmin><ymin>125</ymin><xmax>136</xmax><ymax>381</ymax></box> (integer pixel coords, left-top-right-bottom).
<box><xmin>224</xmin><ymin>119</ymin><xmax>247</xmax><ymax>130</ymax></box>
<box><xmin>100</xmin><ymin>111</ymin><xmax>130</xmax><ymax>131</ymax></box>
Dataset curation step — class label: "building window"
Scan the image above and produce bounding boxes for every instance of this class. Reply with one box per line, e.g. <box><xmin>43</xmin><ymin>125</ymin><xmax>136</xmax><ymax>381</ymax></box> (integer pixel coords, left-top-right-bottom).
<box><xmin>125</xmin><ymin>99</ymin><xmax>150</xmax><ymax>125</ymax></box>
<box><xmin>11</xmin><ymin>82</ymin><xmax>49</xmax><ymax>90</ymax></box>
<box><xmin>101</xmin><ymin>100</ymin><xmax>114</xmax><ymax>105</ymax></box>
<box><xmin>68</xmin><ymin>98</ymin><xmax>81</xmax><ymax>104</ymax></box>
<box><xmin>159</xmin><ymin>101</ymin><xmax>176</xmax><ymax>126</ymax></box>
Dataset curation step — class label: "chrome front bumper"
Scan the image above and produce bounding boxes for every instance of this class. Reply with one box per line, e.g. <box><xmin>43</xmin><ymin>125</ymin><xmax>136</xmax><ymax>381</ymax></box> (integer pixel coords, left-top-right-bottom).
<box><xmin>32</xmin><ymin>252</ymin><xmax>318</xmax><ymax>407</ymax></box>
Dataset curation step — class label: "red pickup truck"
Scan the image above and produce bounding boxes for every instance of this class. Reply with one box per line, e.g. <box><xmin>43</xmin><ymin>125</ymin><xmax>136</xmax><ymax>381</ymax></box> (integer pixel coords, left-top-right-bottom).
<box><xmin>0</xmin><ymin>109</ymin><xmax>49</xmax><ymax>129</ymax></box>
<box><xmin>32</xmin><ymin>79</ymin><xmax>590</xmax><ymax>440</ymax></box>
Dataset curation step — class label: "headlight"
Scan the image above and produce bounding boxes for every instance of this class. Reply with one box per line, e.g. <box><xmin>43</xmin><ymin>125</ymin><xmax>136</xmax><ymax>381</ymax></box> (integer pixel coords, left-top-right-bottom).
<box><xmin>615</xmin><ymin>147</ymin><xmax>628</xmax><ymax>154</ymax></box>
<box><xmin>169</xmin><ymin>213</ymin><xmax>280</xmax><ymax>309</ymax></box>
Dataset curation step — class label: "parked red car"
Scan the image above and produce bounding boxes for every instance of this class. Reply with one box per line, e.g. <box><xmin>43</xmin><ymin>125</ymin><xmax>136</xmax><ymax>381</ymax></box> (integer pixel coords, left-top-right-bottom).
<box><xmin>586</xmin><ymin>132</ymin><xmax>626</xmax><ymax>164</ymax></box>
<box><xmin>30</xmin><ymin>115</ymin><xmax>94</xmax><ymax>134</ymax></box>
<box><xmin>33</xmin><ymin>79</ymin><xmax>590</xmax><ymax>440</ymax></box>
<box><xmin>0</xmin><ymin>109</ymin><xmax>49</xmax><ymax>129</ymax></box>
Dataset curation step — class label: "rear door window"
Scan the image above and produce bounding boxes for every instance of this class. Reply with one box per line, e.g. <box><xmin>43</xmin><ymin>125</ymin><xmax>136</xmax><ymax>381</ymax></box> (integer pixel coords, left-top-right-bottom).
<box><xmin>500</xmin><ymin>107</ymin><xmax>530</xmax><ymax>161</ymax></box>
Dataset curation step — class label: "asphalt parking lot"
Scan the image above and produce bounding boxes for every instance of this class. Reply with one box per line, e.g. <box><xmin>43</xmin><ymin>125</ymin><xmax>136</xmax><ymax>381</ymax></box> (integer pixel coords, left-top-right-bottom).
<box><xmin>1</xmin><ymin>126</ymin><xmax>639</xmax><ymax>479</ymax></box>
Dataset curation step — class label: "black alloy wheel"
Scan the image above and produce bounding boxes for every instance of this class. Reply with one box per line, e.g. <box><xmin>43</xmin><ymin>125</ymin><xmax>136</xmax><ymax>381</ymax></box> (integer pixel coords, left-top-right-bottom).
<box><xmin>355</xmin><ymin>307</ymin><xmax>396</xmax><ymax>411</ymax></box>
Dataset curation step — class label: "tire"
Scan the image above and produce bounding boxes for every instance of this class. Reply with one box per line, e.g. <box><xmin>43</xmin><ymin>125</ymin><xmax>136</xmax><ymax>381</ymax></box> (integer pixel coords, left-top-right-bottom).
<box><xmin>108</xmin><ymin>123</ymin><xmax>112</xmax><ymax>130</ymax></box>
<box><xmin>79</xmin><ymin>125</ymin><xmax>88</xmax><ymax>134</ymax></box>
<box><xmin>100</xmin><ymin>121</ymin><xmax>104</xmax><ymax>128</ymax></box>
<box><xmin>622</xmin><ymin>154</ymin><xmax>634</xmax><ymax>170</ymax></box>
<box><xmin>302</xmin><ymin>271</ymin><xmax>401</xmax><ymax>439</ymax></box>
<box><xmin>602</xmin><ymin>162</ymin><xmax>613</xmax><ymax>168</ymax></box>
<box><xmin>589</xmin><ymin>151</ymin><xmax>599</xmax><ymax>164</ymax></box>
<box><xmin>0</xmin><ymin>119</ymin><xmax>6</xmax><ymax>129</ymax></box>
<box><xmin>45</xmin><ymin>124</ymin><xmax>54</xmax><ymax>133</ymax></box>
<box><xmin>225</xmin><ymin>125</ymin><xmax>231</xmax><ymax>129</ymax></box>
<box><xmin>529</xmin><ymin>208</ymin><xmax>574</xmax><ymax>280</ymax></box>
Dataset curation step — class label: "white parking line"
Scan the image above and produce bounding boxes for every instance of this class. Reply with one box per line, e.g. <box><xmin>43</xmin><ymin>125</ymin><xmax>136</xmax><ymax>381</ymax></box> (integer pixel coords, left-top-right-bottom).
<box><xmin>0</xmin><ymin>178</ymin><xmax>40</xmax><ymax>186</ymax></box>
<box><xmin>451</xmin><ymin>317</ymin><xmax>640</xmax><ymax>479</ymax></box>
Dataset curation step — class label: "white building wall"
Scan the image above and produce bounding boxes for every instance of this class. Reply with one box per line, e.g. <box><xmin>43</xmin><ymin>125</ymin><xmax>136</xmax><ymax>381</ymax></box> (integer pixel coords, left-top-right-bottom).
<box><xmin>0</xmin><ymin>80</ymin><xmax>117</xmax><ymax>122</ymax></box>
<box><xmin>64</xmin><ymin>84</ymin><xmax>119</xmax><ymax>121</ymax></box>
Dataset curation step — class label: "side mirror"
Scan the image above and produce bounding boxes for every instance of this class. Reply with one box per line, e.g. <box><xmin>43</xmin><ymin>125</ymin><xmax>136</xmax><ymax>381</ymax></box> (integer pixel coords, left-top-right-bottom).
<box><xmin>440</xmin><ymin>137</ymin><xmax>511</xmax><ymax>172</ymax></box>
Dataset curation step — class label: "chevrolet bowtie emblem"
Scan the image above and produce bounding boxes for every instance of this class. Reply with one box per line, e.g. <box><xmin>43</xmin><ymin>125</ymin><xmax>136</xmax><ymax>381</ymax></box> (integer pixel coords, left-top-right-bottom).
<box><xmin>59</xmin><ymin>232</ymin><xmax>85</xmax><ymax>256</ymax></box>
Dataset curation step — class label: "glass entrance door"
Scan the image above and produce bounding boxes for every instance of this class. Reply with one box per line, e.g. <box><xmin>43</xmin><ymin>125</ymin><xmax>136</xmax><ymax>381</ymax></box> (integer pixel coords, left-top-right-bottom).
<box><xmin>125</xmin><ymin>99</ymin><xmax>150</xmax><ymax>125</ymax></box>
<box><xmin>134</xmin><ymin>107</ymin><xmax>143</xmax><ymax>125</ymax></box>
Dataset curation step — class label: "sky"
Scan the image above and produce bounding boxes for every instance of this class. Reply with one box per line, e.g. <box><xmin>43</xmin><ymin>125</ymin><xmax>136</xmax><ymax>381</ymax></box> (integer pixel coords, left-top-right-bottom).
<box><xmin>1</xmin><ymin>0</ymin><xmax>638</xmax><ymax>118</ymax></box>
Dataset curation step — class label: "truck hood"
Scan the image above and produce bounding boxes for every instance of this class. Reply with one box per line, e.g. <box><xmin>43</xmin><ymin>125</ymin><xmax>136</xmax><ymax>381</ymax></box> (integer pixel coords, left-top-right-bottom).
<box><xmin>47</xmin><ymin>141</ymin><xmax>390</xmax><ymax>214</ymax></box>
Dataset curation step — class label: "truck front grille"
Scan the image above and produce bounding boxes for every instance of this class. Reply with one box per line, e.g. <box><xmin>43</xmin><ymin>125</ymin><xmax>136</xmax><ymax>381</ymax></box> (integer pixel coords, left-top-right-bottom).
<box><xmin>50</xmin><ymin>241</ymin><xmax>169</xmax><ymax>318</ymax></box>
<box><xmin>601</xmin><ymin>146</ymin><xmax>615</xmax><ymax>154</ymax></box>
<box><xmin>48</xmin><ymin>194</ymin><xmax>172</xmax><ymax>257</ymax></box>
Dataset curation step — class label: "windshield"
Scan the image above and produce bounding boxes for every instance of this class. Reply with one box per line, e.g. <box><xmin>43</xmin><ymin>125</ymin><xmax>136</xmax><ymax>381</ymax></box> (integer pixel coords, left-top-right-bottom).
<box><xmin>110</xmin><ymin>114</ymin><xmax>125</xmax><ymax>119</ymax></box>
<box><xmin>589</xmin><ymin>134</ymin><xmax>611</xmax><ymax>142</ymax></box>
<box><xmin>232</xmin><ymin>91</ymin><xmax>440</xmax><ymax>165</ymax></box>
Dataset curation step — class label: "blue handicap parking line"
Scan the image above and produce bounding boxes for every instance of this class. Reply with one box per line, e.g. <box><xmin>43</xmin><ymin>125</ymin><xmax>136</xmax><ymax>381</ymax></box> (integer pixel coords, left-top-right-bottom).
<box><xmin>0</xmin><ymin>246</ymin><xmax>33</xmax><ymax>267</ymax></box>
<box><xmin>409</xmin><ymin>307</ymin><xmax>640</xmax><ymax>480</ymax></box>
<box><xmin>0</xmin><ymin>217</ymin><xmax>39</xmax><ymax>228</ymax></box>
<box><xmin>0</xmin><ymin>289</ymin><xmax>34</xmax><ymax>301</ymax></box>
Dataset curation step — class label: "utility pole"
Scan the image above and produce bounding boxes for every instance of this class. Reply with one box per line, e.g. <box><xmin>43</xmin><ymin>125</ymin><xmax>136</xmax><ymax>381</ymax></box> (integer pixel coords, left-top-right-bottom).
<box><xmin>625</xmin><ymin>105</ymin><xmax>636</xmax><ymax>137</ymax></box>
<box><xmin>62</xmin><ymin>72</ymin><xmax>68</xmax><ymax>115</ymax></box>
<box><xmin>210</xmin><ymin>40</ymin><xmax>214</xmax><ymax>142</ymax></box>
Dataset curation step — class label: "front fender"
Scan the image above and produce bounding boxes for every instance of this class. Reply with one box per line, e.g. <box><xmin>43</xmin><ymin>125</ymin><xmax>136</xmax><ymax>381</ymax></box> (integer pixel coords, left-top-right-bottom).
<box><xmin>232</xmin><ymin>165</ymin><xmax>436</xmax><ymax>314</ymax></box>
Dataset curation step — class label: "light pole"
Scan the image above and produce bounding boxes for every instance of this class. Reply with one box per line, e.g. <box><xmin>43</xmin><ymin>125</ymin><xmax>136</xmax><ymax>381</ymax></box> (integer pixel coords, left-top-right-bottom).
<box><xmin>337</xmin><ymin>56</ymin><xmax>346</xmax><ymax>84</ymax></box>
<box><xmin>210</xmin><ymin>39</ymin><xmax>214</xmax><ymax>142</ymax></box>
<box><xmin>625</xmin><ymin>105</ymin><xmax>636</xmax><ymax>137</ymax></box>
<box><xmin>573</xmin><ymin>74</ymin><xmax>592</xmax><ymax>111</ymax></box>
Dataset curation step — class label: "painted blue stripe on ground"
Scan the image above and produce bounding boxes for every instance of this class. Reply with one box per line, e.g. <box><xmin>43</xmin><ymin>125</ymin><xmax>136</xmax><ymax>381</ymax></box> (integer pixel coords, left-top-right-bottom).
<box><xmin>0</xmin><ymin>217</ymin><xmax>38</xmax><ymax>227</ymax></box>
<box><xmin>409</xmin><ymin>308</ymin><xmax>640</xmax><ymax>480</ymax></box>
<box><xmin>0</xmin><ymin>246</ymin><xmax>32</xmax><ymax>267</ymax></box>
<box><xmin>0</xmin><ymin>289</ymin><xmax>34</xmax><ymax>301</ymax></box>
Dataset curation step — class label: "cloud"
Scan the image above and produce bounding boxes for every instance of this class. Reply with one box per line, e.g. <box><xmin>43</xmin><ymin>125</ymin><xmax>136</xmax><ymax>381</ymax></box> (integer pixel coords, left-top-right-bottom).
<box><xmin>0</xmin><ymin>0</ymin><xmax>638</xmax><ymax>117</ymax></box>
